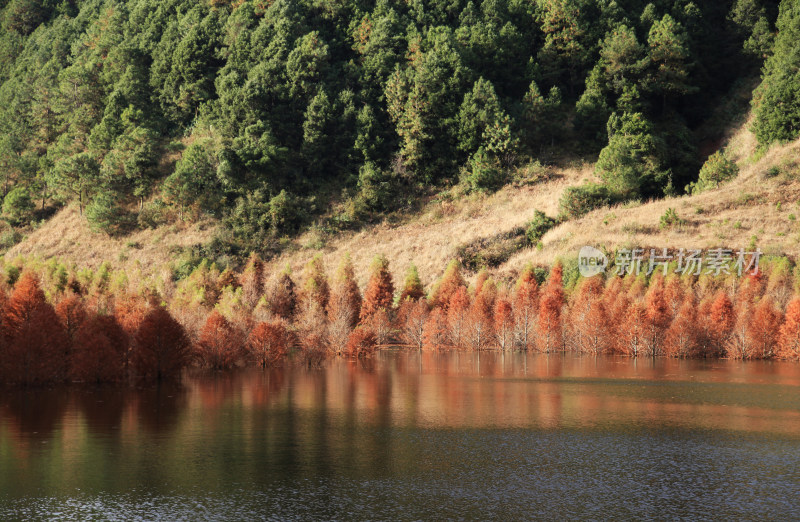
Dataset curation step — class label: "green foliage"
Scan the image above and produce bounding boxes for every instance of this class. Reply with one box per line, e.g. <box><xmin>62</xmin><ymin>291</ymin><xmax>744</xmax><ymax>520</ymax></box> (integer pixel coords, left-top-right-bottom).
<box><xmin>526</xmin><ymin>210</ymin><xmax>556</xmax><ymax>244</ymax></box>
<box><xmin>558</xmin><ymin>183</ymin><xmax>615</xmax><ymax>219</ymax></box>
<box><xmin>86</xmin><ymin>191</ymin><xmax>131</xmax><ymax>235</ymax></box>
<box><xmin>659</xmin><ymin>207</ymin><xmax>686</xmax><ymax>229</ymax></box>
<box><xmin>2</xmin><ymin>185</ymin><xmax>34</xmax><ymax>225</ymax></box>
<box><xmin>0</xmin><ymin>0</ymin><xmax>779</xmax><ymax>259</ymax></box>
<box><xmin>688</xmin><ymin>151</ymin><xmax>739</xmax><ymax>194</ymax></box>
<box><xmin>464</xmin><ymin>148</ymin><xmax>505</xmax><ymax>192</ymax></box>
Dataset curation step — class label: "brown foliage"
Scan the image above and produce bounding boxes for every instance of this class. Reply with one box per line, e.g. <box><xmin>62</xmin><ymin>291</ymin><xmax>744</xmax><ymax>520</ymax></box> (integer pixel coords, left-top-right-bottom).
<box><xmin>745</xmin><ymin>298</ymin><xmax>781</xmax><ymax>359</ymax></box>
<box><xmin>360</xmin><ymin>255</ymin><xmax>394</xmax><ymax>322</ymax></box>
<box><xmin>709</xmin><ymin>291</ymin><xmax>735</xmax><ymax>356</ymax></box>
<box><xmin>494</xmin><ymin>296</ymin><xmax>514</xmax><ymax>351</ymax></box>
<box><xmin>429</xmin><ymin>260</ymin><xmax>466</xmax><ymax>310</ymax></box>
<box><xmin>247</xmin><ymin>320</ymin><xmax>291</xmax><ymax>367</ymax></box>
<box><xmin>422</xmin><ymin>308</ymin><xmax>449</xmax><ymax>350</ymax></box>
<box><xmin>303</xmin><ymin>255</ymin><xmax>330</xmax><ymax>310</ymax></box>
<box><xmin>397</xmin><ymin>299</ymin><xmax>429</xmax><ymax>349</ymax></box>
<box><xmin>196</xmin><ymin>310</ymin><xmax>244</xmax><ymax>370</ymax></box>
<box><xmin>537</xmin><ymin>263</ymin><xmax>564</xmax><ymax>352</ymax></box>
<box><xmin>365</xmin><ymin>308</ymin><xmax>394</xmax><ymax>345</ymax></box>
<box><xmin>133</xmin><ymin>306</ymin><xmax>192</xmax><ymax>381</ymax></box>
<box><xmin>56</xmin><ymin>292</ymin><xmax>87</xmax><ymax>342</ymax></box>
<box><xmin>618</xmin><ymin>302</ymin><xmax>646</xmax><ymax>357</ymax></box>
<box><xmin>778</xmin><ymin>297</ymin><xmax>800</xmax><ymax>359</ymax></box>
<box><xmin>447</xmin><ymin>286</ymin><xmax>470</xmax><ymax>349</ymax></box>
<box><xmin>664</xmin><ymin>296</ymin><xmax>698</xmax><ymax>358</ymax></box>
<box><xmin>346</xmin><ymin>327</ymin><xmax>378</xmax><ymax>358</ymax></box>
<box><xmin>0</xmin><ymin>272</ymin><xmax>69</xmax><ymax>385</ymax></box>
<box><xmin>326</xmin><ymin>256</ymin><xmax>362</xmax><ymax>353</ymax></box>
<box><xmin>643</xmin><ymin>276</ymin><xmax>670</xmax><ymax>357</ymax></box>
<box><xmin>513</xmin><ymin>267</ymin><xmax>538</xmax><ymax>350</ymax></box>
<box><xmin>71</xmin><ymin>314</ymin><xmax>128</xmax><ymax>383</ymax></box>
<box><xmin>266</xmin><ymin>271</ymin><xmax>297</xmax><ymax>321</ymax></box>
<box><xmin>465</xmin><ymin>289</ymin><xmax>494</xmax><ymax>350</ymax></box>
<box><xmin>240</xmin><ymin>253</ymin><xmax>265</xmax><ymax>309</ymax></box>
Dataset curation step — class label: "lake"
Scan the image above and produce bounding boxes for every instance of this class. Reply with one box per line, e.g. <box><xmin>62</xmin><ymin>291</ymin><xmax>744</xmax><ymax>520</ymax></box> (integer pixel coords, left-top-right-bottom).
<box><xmin>2</xmin><ymin>351</ymin><xmax>800</xmax><ymax>520</ymax></box>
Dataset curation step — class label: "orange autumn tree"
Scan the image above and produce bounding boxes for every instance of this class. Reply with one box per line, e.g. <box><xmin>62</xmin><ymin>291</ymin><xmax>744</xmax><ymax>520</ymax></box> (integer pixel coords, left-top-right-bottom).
<box><xmin>429</xmin><ymin>260</ymin><xmax>466</xmax><ymax>310</ymax></box>
<box><xmin>422</xmin><ymin>308</ymin><xmax>449</xmax><ymax>350</ymax></box>
<box><xmin>465</xmin><ymin>281</ymin><xmax>495</xmax><ymax>351</ymax></box>
<box><xmin>133</xmin><ymin>306</ymin><xmax>192</xmax><ymax>381</ymax></box>
<box><xmin>240</xmin><ymin>253</ymin><xmax>265</xmax><ymax>309</ymax></box>
<box><xmin>55</xmin><ymin>292</ymin><xmax>87</xmax><ymax>345</ymax></box>
<box><xmin>643</xmin><ymin>275</ymin><xmax>670</xmax><ymax>357</ymax></box>
<box><xmin>747</xmin><ymin>298</ymin><xmax>782</xmax><ymax>359</ymax></box>
<box><xmin>398</xmin><ymin>264</ymin><xmax>425</xmax><ymax>302</ymax></box>
<box><xmin>0</xmin><ymin>272</ymin><xmax>69</xmax><ymax>385</ymax></box>
<box><xmin>709</xmin><ymin>291</ymin><xmax>735</xmax><ymax>357</ymax></box>
<box><xmin>447</xmin><ymin>286</ymin><xmax>470</xmax><ymax>349</ymax></box>
<box><xmin>327</xmin><ymin>255</ymin><xmax>362</xmax><ymax>352</ymax></box>
<box><xmin>266</xmin><ymin>267</ymin><xmax>297</xmax><ymax>321</ymax></box>
<box><xmin>303</xmin><ymin>255</ymin><xmax>330</xmax><ymax>310</ymax></box>
<box><xmin>778</xmin><ymin>297</ymin><xmax>800</xmax><ymax>359</ymax></box>
<box><xmin>664</xmin><ymin>295</ymin><xmax>699</xmax><ymax>358</ymax></box>
<box><xmin>618</xmin><ymin>301</ymin><xmax>647</xmax><ymax>357</ymax></box>
<box><xmin>397</xmin><ymin>298</ymin><xmax>429</xmax><ymax>349</ymax></box>
<box><xmin>537</xmin><ymin>263</ymin><xmax>564</xmax><ymax>353</ymax></box>
<box><xmin>196</xmin><ymin>310</ymin><xmax>244</xmax><ymax>370</ymax></box>
<box><xmin>247</xmin><ymin>320</ymin><xmax>291</xmax><ymax>367</ymax></box>
<box><xmin>71</xmin><ymin>314</ymin><xmax>128</xmax><ymax>383</ymax></box>
<box><xmin>346</xmin><ymin>327</ymin><xmax>378</xmax><ymax>358</ymax></box>
<box><xmin>494</xmin><ymin>295</ymin><xmax>514</xmax><ymax>351</ymax></box>
<box><xmin>513</xmin><ymin>265</ymin><xmax>539</xmax><ymax>350</ymax></box>
<box><xmin>360</xmin><ymin>255</ymin><xmax>395</xmax><ymax>322</ymax></box>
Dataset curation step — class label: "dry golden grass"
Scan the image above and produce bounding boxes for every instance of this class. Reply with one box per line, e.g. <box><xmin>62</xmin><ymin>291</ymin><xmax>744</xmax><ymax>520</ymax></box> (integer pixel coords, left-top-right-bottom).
<box><xmin>506</xmin><ymin>124</ymin><xmax>800</xmax><ymax>277</ymax></box>
<box><xmin>7</xmin><ymin>116</ymin><xmax>800</xmax><ymax>292</ymax></box>
<box><xmin>6</xmin><ymin>205</ymin><xmax>218</xmax><ymax>275</ymax></box>
<box><xmin>269</xmin><ymin>162</ymin><xmax>595</xmax><ymax>288</ymax></box>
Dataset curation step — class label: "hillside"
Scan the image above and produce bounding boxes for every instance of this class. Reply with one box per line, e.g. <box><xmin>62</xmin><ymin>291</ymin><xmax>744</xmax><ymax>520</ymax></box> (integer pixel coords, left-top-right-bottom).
<box><xmin>5</xmin><ymin>113</ymin><xmax>798</xmax><ymax>292</ymax></box>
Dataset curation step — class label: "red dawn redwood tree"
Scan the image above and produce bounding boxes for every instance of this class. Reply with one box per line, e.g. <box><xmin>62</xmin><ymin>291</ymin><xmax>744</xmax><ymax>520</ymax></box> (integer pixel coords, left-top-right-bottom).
<box><xmin>778</xmin><ymin>297</ymin><xmax>800</xmax><ymax>360</ymax></box>
<box><xmin>133</xmin><ymin>306</ymin><xmax>192</xmax><ymax>381</ymax></box>
<box><xmin>240</xmin><ymin>253</ymin><xmax>265</xmax><ymax>309</ymax></box>
<box><xmin>709</xmin><ymin>291</ymin><xmax>735</xmax><ymax>356</ymax></box>
<box><xmin>664</xmin><ymin>295</ymin><xmax>698</xmax><ymax>358</ymax></box>
<box><xmin>494</xmin><ymin>296</ymin><xmax>514</xmax><ymax>351</ymax></box>
<box><xmin>397</xmin><ymin>298</ymin><xmax>429</xmax><ymax>349</ymax></box>
<box><xmin>360</xmin><ymin>255</ymin><xmax>394</xmax><ymax>322</ymax></box>
<box><xmin>247</xmin><ymin>320</ymin><xmax>291</xmax><ymax>367</ymax></box>
<box><xmin>71</xmin><ymin>314</ymin><xmax>128</xmax><ymax>383</ymax></box>
<box><xmin>346</xmin><ymin>327</ymin><xmax>378</xmax><ymax>358</ymax></box>
<box><xmin>447</xmin><ymin>286</ymin><xmax>470</xmax><ymax>349</ymax></box>
<box><xmin>429</xmin><ymin>260</ymin><xmax>467</xmax><ymax>310</ymax></box>
<box><xmin>537</xmin><ymin>263</ymin><xmax>564</xmax><ymax>353</ymax></box>
<box><xmin>196</xmin><ymin>310</ymin><xmax>243</xmax><ymax>370</ymax></box>
<box><xmin>422</xmin><ymin>308</ymin><xmax>449</xmax><ymax>350</ymax></box>
<box><xmin>267</xmin><ymin>268</ymin><xmax>297</xmax><ymax>321</ymax></box>
<box><xmin>513</xmin><ymin>266</ymin><xmax>539</xmax><ymax>350</ymax></box>
<box><xmin>747</xmin><ymin>298</ymin><xmax>782</xmax><ymax>359</ymax></box>
<box><xmin>0</xmin><ymin>272</ymin><xmax>69</xmax><ymax>385</ymax></box>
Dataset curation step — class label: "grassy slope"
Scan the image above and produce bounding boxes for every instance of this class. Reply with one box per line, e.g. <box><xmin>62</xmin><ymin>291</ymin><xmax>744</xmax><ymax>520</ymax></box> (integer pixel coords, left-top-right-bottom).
<box><xmin>5</xmin><ymin>114</ymin><xmax>799</xmax><ymax>289</ymax></box>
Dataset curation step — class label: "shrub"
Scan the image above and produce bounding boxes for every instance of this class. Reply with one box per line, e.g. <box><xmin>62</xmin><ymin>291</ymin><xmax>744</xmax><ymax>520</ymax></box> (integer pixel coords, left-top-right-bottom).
<box><xmin>138</xmin><ymin>198</ymin><xmax>170</xmax><ymax>229</ymax></box>
<box><xmin>689</xmin><ymin>151</ymin><xmax>738</xmax><ymax>194</ymax></box>
<box><xmin>464</xmin><ymin>148</ymin><xmax>505</xmax><ymax>192</ymax></box>
<box><xmin>526</xmin><ymin>210</ymin><xmax>556</xmax><ymax>244</ymax></box>
<box><xmin>2</xmin><ymin>186</ymin><xmax>35</xmax><ymax>226</ymax></box>
<box><xmin>659</xmin><ymin>208</ymin><xmax>686</xmax><ymax>229</ymax></box>
<box><xmin>86</xmin><ymin>191</ymin><xmax>132</xmax><ymax>234</ymax></box>
<box><xmin>558</xmin><ymin>183</ymin><xmax>614</xmax><ymax>219</ymax></box>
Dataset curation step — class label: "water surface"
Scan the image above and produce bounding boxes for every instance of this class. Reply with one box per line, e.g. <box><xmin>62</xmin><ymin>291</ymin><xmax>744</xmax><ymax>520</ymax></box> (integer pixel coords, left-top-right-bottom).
<box><xmin>2</xmin><ymin>351</ymin><xmax>800</xmax><ymax>519</ymax></box>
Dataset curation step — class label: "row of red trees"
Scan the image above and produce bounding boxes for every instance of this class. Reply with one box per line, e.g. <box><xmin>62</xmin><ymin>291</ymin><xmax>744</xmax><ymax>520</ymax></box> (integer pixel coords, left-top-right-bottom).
<box><xmin>2</xmin><ymin>253</ymin><xmax>800</xmax><ymax>385</ymax></box>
